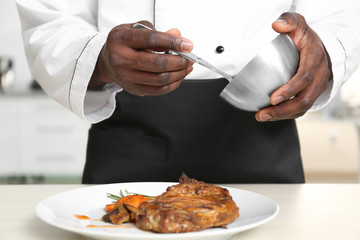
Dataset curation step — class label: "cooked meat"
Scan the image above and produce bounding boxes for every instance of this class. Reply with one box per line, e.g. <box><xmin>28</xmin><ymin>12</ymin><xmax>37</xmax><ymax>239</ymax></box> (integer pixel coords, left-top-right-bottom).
<box><xmin>135</xmin><ymin>173</ymin><xmax>239</xmax><ymax>233</ymax></box>
<box><xmin>102</xmin><ymin>202</ymin><xmax>131</xmax><ymax>225</ymax></box>
<box><xmin>103</xmin><ymin>194</ymin><xmax>154</xmax><ymax>225</ymax></box>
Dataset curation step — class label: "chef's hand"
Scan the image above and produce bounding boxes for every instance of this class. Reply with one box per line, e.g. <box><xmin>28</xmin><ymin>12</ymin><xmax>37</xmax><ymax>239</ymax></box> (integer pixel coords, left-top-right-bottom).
<box><xmin>89</xmin><ymin>21</ymin><xmax>194</xmax><ymax>96</ymax></box>
<box><xmin>255</xmin><ymin>12</ymin><xmax>332</xmax><ymax>122</ymax></box>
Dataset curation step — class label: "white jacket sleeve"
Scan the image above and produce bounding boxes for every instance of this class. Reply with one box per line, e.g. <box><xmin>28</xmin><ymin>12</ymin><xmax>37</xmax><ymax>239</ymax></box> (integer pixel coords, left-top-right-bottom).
<box><xmin>15</xmin><ymin>0</ymin><xmax>121</xmax><ymax>123</ymax></box>
<box><xmin>293</xmin><ymin>0</ymin><xmax>360</xmax><ymax>111</ymax></box>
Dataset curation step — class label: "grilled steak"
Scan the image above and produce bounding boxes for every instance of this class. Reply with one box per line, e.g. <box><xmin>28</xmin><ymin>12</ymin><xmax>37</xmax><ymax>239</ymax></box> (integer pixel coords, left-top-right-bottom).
<box><xmin>135</xmin><ymin>173</ymin><xmax>239</xmax><ymax>233</ymax></box>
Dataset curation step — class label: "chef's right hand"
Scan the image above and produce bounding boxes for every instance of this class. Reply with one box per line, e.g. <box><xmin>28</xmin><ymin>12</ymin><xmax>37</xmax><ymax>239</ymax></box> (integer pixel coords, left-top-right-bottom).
<box><xmin>89</xmin><ymin>21</ymin><xmax>194</xmax><ymax>96</ymax></box>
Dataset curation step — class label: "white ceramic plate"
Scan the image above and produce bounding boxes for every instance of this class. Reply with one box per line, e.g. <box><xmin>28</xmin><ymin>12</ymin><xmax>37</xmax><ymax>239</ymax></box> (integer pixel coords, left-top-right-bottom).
<box><xmin>36</xmin><ymin>183</ymin><xmax>279</xmax><ymax>240</ymax></box>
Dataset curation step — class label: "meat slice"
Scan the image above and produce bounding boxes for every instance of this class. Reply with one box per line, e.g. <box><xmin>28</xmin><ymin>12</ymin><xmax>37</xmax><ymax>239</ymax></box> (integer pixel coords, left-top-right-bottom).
<box><xmin>136</xmin><ymin>173</ymin><xmax>239</xmax><ymax>233</ymax></box>
<box><xmin>102</xmin><ymin>202</ymin><xmax>131</xmax><ymax>225</ymax></box>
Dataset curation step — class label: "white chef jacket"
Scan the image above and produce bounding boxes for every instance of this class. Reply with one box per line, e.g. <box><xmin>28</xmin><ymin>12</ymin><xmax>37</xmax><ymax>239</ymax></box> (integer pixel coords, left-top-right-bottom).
<box><xmin>16</xmin><ymin>0</ymin><xmax>360</xmax><ymax>123</ymax></box>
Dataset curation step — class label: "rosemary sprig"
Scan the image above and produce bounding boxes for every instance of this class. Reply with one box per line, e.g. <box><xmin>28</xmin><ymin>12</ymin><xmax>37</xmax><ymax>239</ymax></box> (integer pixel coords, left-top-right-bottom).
<box><xmin>106</xmin><ymin>189</ymin><xmax>156</xmax><ymax>203</ymax></box>
<box><xmin>106</xmin><ymin>193</ymin><xmax>122</xmax><ymax>202</ymax></box>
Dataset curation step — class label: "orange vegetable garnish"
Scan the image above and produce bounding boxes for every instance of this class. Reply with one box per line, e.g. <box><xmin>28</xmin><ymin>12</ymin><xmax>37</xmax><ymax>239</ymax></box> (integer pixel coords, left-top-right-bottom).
<box><xmin>105</xmin><ymin>203</ymin><xmax>116</xmax><ymax>213</ymax></box>
<box><xmin>105</xmin><ymin>194</ymin><xmax>154</xmax><ymax>213</ymax></box>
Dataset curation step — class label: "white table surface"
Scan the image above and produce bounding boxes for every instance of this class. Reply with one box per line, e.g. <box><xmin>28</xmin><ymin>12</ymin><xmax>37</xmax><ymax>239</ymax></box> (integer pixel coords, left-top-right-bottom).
<box><xmin>1</xmin><ymin>184</ymin><xmax>359</xmax><ymax>240</ymax></box>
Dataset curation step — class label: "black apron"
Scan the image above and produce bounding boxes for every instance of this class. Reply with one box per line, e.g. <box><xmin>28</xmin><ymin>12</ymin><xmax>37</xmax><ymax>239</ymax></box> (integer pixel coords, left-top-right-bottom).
<box><xmin>83</xmin><ymin>79</ymin><xmax>304</xmax><ymax>184</ymax></box>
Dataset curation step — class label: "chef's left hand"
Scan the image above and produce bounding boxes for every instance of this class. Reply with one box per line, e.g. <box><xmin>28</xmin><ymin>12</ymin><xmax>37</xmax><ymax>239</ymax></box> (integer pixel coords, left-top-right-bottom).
<box><xmin>255</xmin><ymin>12</ymin><xmax>333</xmax><ymax>122</ymax></box>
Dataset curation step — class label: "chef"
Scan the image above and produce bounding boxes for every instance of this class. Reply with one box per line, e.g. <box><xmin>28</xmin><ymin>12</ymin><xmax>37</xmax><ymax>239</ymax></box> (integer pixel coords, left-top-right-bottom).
<box><xmin>16</xmin><ymin>0</ymin><xmax>360</xmax><ymax>183</ymax></box>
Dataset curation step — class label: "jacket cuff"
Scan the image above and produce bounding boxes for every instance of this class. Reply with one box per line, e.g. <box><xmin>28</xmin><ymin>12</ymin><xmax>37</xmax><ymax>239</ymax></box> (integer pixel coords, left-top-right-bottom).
<box><xmin>69</xmin><ymin>33</ymin><xmax>121</xmax><ymax>123</ymax></box>
<box><xmin>84</xmin><ymin>83</ymin><xmax>122</xmax><ymax>123</ymax></box>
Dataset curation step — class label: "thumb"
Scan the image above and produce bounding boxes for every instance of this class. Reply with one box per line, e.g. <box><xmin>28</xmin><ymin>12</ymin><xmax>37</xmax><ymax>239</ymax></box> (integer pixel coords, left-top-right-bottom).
<box><xmin>166</xmin><ymin>28</ymin><xmax>193</xmax><ymax>52</ymax></box>
<box><xmin>272</xmin><ymin>12</ymin><xmax>298</xmax><ymax>34</ymax></box>
<box><xmin>272</xmin><ymin>18</ymin><xmax>292</xmax><ymax>33</ymax></box>
<box><xmin>272</xmin><ymin>12</ymin><xmax>310</xmax><ymax>47</ymax></box>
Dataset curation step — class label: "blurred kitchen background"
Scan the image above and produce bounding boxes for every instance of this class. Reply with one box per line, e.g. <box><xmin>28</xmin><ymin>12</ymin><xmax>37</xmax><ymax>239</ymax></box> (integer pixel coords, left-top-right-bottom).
<box><xmin>1</xmin><ymin>0</ymin><xmax>359</xmax><ymax>184</ymax></box>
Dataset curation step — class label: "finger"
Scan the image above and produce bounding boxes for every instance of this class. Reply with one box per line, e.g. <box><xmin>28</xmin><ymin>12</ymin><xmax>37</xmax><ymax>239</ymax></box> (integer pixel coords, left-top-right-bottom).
<box><xmin>127</xmin><ymin>50</ymin><xmax>193</xmax><ymax>73</ymax></box>
<box><xmin>256</xmin><ymin>86</ymin><xmax>318</xmax><ymax>122</ymax></box>
<box><xmin>128</xmin><ymin>25</ymin><xmax>193</xmax><ymax>52</ymax></box>
<box><xmin>270</xmin><ymin>49</ymin><xmax>320</xmax><ymax>105</ymax></box>
<box><xmin>136</xmin><ymin>28</ymin><xmax>183</xmax><ymax>52</ymax></box>
<box><xmin>257</xmin><ymin>62</ymin><xmax>329</xmax><ymax>122</ymax></box>
<box><xmin>270</xmin><ymin>40</ymin><xmax>327</xmax><ymax>105</ymax></box>
<box><xmin>298</xmin><ymin>59</ymin><xmax>330</xmax><ymax>99</ymax></box>
<box><xmin>129</xmin><ymin>79</ymin><xmax>184</xmax><ymax>96</ymax></box>
<box><xmin>255</xmin><ymin>97</ymin><xmax>306</xmax><ymax>122</ymax></box>
<box><xmin>166</xmin><ymin>28</ymin><xmax>182</xmax><ymax>37</ymax></box>
<box><xmin>126</xmin><ymin>65</ymin><xmax>193</xmax><ymax>86</ymax></box>
<box><xmin>148</xmin><ymin>28</ymin><xmax>182</xmax><ymax>52</ymax></box>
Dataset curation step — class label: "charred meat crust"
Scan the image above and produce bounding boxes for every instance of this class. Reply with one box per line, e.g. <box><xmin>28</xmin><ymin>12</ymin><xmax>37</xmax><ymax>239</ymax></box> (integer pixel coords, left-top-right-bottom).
<box><xmin>102</xmin><ymin>173</ymin><xmax>239</xmax><ymax>233</ymax></box>
<box><xmin>135</xmin><ymin>173</ymin><xmax>239</xmax><ymax>233</ymax></box>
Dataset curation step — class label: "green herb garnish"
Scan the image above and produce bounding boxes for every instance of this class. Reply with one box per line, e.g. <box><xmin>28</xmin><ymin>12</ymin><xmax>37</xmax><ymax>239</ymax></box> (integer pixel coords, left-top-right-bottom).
<box><xmin>106</xmin><ymin>189</ymin><xmax>155</xmax><ymax>203</ymax></box>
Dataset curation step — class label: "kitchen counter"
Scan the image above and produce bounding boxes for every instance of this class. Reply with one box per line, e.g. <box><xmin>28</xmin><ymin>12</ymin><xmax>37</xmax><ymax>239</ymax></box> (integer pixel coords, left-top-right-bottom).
<box><xmin>1</xmin><ymin>184</ymin><xmax>359</xmax><ymax>240</ymax></box>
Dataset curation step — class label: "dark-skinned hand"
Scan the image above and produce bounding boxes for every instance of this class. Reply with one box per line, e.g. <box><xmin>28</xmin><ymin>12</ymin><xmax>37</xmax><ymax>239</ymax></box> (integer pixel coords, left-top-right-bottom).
<box><xmin>255</xmin><ymin>12</ymin><xmax>333</xmax><ymax>122</ymax></box>
<box><xmin>89</xmin><ymin>20</ymin><xmax>194</xmax><ymax>96</ymax></box>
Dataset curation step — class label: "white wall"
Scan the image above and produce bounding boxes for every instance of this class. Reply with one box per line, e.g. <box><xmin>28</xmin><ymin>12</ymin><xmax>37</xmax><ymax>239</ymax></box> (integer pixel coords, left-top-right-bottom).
<box><xmin>0</xmin><ymin>0</ymin><xmax>32</xmax><ymax>93</ymax></box>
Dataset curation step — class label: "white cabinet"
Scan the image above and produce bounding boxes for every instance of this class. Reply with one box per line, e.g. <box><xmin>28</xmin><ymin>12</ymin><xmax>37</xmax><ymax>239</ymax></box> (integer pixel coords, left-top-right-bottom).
<box><xmin>0</xmin><ymin>94</ymin><xmax>90</xmax><ymax>177</ymax></box>
<box><xmin>0</xmin><ymin>97</ymin><xmax>18</xmax><ymax>174</ymax></box>
<box><xmin>297</xmin><ymin>115</ymin><xmax>359</xmax><ymax>183</ymax></box>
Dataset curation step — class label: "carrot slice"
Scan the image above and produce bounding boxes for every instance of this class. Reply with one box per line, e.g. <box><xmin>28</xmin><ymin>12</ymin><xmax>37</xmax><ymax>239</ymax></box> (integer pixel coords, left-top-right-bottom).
<box><xmin>105</xmin><ymin>194</ymin><xmax>153</xmax><ymax>213</ymax></box>
<box><xmin>119</xmin><ymin>194</ymin><xmax>153</xmax><ymax>209</ymax></box>
<box><xmin>105</xmin><ymin>203</ymin><xmax>116</xmax><ymax>213</ymax></box>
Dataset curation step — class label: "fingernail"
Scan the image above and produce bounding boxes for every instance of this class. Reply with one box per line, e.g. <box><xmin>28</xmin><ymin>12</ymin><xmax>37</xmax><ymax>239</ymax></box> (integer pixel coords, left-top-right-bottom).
<box><xmin>181</xmin><ymin>39</ymin><xmax>193</xmax><ymax>52</ymax></box>
<box><xmin>275</xmin><ymin>18</ymin><xmax>288</xmax><ymax>25</ymax></box>
<box><xmin>272</xmin><ymin>95</ymin><xmax>285</xmax><ymax>105</ymax></box>
<box><xmin>259</xmin><ymin>113</ymin><xmax>272</xmax><ymax>122</ymax></box>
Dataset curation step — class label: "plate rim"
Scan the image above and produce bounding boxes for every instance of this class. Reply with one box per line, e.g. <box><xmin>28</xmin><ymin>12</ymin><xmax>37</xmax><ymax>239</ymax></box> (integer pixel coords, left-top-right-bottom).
<box><xmin>36</xmin><ymin>182</ymin><xmax>279</xmax><ymax>239</ymax></box>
